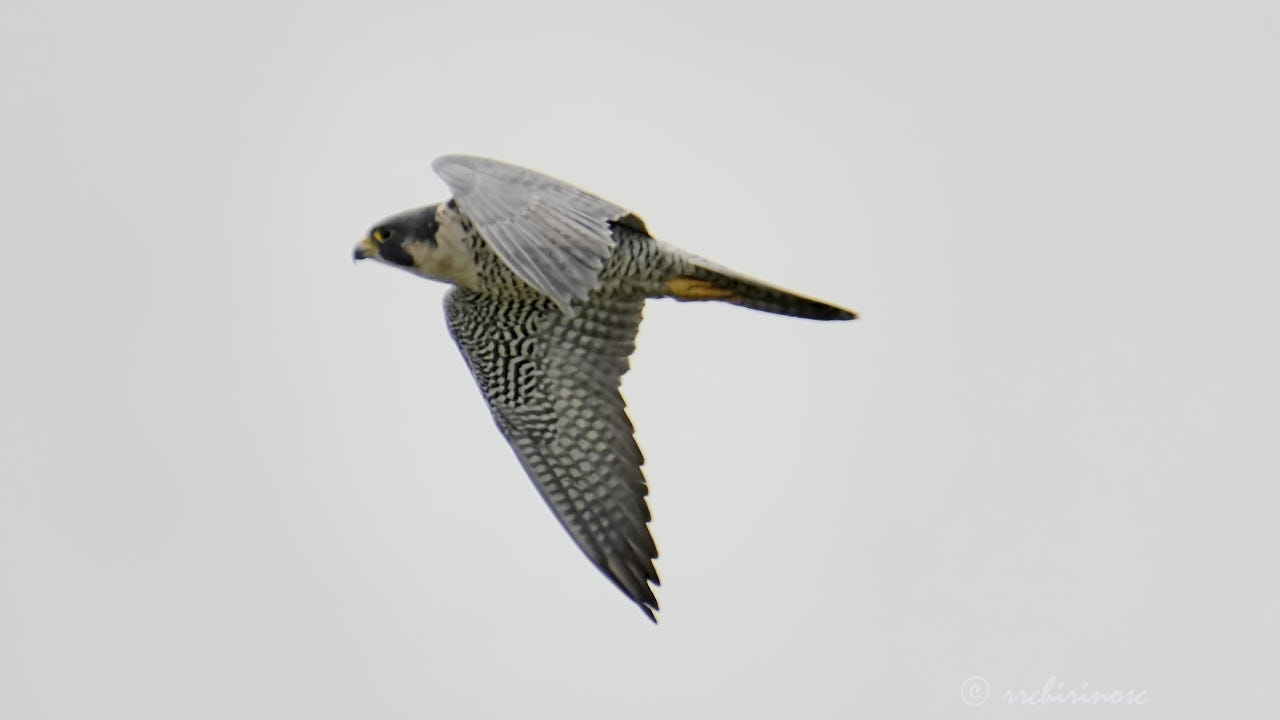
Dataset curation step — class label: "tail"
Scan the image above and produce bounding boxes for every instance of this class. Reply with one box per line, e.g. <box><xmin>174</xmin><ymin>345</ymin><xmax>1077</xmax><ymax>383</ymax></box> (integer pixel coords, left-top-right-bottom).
<box><xmin>664</xmin><ymin>261</ymin><xmax>856</xmax><ymax>321</ymax></box>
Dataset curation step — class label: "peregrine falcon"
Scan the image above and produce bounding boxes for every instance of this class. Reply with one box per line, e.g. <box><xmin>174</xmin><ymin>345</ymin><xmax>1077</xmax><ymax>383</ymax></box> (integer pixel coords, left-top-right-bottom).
<box><xmin>354</xmin><ymin>155</ymin><xmax>855</xmax><ymax>621</ymax></box>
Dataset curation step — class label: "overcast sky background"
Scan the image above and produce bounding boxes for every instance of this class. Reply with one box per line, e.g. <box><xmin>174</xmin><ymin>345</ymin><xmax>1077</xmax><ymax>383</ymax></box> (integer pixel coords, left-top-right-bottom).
<box><xmin>3</xmin><ymin>1</ymin><xmax>1277</xmax><ymax>717</ymax></box>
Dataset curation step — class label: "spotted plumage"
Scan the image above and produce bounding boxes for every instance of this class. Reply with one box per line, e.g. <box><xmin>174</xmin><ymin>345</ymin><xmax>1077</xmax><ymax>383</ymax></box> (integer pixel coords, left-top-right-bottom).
<box><xmin>354</xmin><ymin>155</ymin><xmax>855</xmax><ymax>621</ymax></box>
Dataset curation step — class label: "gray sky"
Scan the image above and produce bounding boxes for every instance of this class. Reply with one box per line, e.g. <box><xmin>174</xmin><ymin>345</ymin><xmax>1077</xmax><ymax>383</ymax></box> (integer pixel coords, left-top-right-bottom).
<box><xmin>3</xmin><ymin>0</ymin><xmax>1277</xmax><ymax>717</ymax></box>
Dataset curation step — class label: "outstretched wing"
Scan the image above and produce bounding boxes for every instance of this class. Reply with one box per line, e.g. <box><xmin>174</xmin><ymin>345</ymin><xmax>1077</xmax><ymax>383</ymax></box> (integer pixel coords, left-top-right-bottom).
<box><xmin>432</xmin><ymin>155</ymin><xmax>631</xmax><ymax>314</ymax></box>
<box><xmin>444</xmin><ymin>287</ymin><xmax>659</xmax><ymax>620</ymax></box>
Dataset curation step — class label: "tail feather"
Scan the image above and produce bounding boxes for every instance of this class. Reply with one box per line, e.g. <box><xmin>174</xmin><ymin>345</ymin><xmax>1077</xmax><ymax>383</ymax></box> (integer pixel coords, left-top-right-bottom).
<box><xmin>665</xmin><ymin>263</ymin><xmax>856</xmax><ymax>321</ymax></box>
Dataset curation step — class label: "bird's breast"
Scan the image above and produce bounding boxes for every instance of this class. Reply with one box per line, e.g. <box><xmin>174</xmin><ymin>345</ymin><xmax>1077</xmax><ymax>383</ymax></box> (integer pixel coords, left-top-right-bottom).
<box><xmin>405</xmin><ymin>204</ymin><xmax>482</xmax><ymax>289</ymax></box>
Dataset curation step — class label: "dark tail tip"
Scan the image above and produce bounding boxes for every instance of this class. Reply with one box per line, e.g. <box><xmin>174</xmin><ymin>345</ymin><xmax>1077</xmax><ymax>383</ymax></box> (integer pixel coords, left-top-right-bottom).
<box><xmin>817</xmin><ymin>305</ymin><xmax>858</xmax><ymax>321</ymax></box>
<box><xmin>770</xmin><ymin>296</ymin><xmax>858</xmax><ymax>322</ymax></box>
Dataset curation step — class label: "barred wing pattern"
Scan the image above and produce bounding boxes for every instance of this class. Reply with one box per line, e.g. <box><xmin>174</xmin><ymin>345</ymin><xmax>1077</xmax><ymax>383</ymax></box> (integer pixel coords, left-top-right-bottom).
<box><xmin>433</xmin><ymin>155</ymin><xmax>631</xmax><ymax>314</ymax></box>
<box><xmin>444</xmin><ymin>287</ymin><xmax>660</xmax><ymax>620</ymax></box>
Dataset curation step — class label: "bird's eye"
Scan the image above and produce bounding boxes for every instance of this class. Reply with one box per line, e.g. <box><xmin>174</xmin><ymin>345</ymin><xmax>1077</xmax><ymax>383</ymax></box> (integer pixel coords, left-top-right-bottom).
<box><xmin>372</xmin><ymin>228</ymin><xmax>393</xmax><ymax>243</ymax></box>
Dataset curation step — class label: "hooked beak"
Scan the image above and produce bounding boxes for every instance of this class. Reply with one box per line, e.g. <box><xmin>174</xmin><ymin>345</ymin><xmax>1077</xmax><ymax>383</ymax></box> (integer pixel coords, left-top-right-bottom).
<box><xmin>353</xmin><ymin>236</ymin><xmax>377</xmax><ymax>262</ymax></box>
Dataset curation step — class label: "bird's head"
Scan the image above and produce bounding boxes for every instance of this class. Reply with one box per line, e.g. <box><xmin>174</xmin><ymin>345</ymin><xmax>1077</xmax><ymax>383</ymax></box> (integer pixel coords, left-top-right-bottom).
<box><xmin>353</xmin><ymin>203</ymin><xmax>478</xmax><ymax>288</ymax></box>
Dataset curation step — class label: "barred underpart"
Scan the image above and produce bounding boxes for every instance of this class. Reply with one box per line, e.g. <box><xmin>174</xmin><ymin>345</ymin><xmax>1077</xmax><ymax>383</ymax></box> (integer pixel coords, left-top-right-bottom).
<box><xmin>444</xmin><ymin>225</ymin><xmax>677</xmax><ymax>619</ymax></box>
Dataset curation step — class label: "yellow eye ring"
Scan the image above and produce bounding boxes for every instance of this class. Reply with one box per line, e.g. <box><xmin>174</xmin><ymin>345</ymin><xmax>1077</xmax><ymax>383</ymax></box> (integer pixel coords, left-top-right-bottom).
<box><xmin>372</xmin><ymin>228</ymin><xmax>392</xmax><ymax>243</ymax></box>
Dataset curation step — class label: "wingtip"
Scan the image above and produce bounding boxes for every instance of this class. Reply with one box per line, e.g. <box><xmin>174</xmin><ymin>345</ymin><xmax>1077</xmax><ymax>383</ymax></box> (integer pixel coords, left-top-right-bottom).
<box><xmin>639</xmin><ymin>603</ymin><xmax>659</xmax><ymax>624</ymax></box>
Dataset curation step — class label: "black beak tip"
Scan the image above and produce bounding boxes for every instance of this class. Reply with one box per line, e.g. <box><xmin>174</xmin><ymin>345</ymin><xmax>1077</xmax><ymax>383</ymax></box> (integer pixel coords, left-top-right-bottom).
<box><xmin>353</xmin><ymin>247</ymin><xmax>368</xmax><ymax>261</ymax></box>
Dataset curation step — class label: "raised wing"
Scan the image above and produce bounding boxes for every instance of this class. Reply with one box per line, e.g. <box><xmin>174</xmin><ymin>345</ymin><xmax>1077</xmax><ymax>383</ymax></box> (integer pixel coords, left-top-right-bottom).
<box><xmin>444</xmin><ymin>287</ymin><xmax>659</xmax><ymax>620</ymax></box>
<box><xmin>432</xmin><ymin>155</ymin><xmax>631</xmax><ymax>314</ymax></box>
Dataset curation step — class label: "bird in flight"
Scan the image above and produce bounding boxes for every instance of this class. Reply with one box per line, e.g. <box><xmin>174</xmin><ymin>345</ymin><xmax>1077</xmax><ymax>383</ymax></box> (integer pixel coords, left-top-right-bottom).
<box><xmin>354</xmin><ymin>155</ymin><xmax>855</xmax><ymax>621</ymax></box>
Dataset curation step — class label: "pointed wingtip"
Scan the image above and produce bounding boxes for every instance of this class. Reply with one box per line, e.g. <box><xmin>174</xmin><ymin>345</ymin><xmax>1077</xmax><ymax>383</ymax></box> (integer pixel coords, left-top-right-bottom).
<box><xmin>639</xmin><ymin>603</ymin><xmax>658</xmax><ymax>624</ymax></box>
